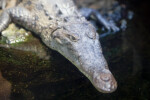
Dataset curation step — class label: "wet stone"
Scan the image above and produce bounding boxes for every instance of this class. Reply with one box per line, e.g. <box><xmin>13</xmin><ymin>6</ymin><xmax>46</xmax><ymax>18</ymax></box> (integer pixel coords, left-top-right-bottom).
<box><xmin>1</xmin><ymin>23</ymin><xmax>30</xmax><ymax>44</ymax></box>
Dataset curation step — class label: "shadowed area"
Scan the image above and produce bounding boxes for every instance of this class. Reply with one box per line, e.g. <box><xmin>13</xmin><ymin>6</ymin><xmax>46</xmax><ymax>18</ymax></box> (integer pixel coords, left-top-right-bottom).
<box><xmin>0</xmin><ymin>71</ymin><xmax>12</xmax><ymax>100</ymax></box>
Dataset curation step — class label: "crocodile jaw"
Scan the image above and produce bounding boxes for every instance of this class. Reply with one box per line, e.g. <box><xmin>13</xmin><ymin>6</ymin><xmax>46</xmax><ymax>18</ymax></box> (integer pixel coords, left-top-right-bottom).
<box><xmin>74</xmin><ymin>40</ymin><xmax>117</xmax><ymax>93</ymax></box>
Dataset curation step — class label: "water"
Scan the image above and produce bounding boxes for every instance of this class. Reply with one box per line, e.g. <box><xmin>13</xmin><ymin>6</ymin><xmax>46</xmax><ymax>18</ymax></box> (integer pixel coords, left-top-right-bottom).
<box><xmin>0</xmin><ymin>0</ymin><xmax>150</xmax><ymax>100</ymax></box>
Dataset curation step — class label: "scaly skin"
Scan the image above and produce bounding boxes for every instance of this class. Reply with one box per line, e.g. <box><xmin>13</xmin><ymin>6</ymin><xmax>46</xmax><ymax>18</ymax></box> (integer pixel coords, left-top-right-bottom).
<box><xmin>0</xmin><ymin>0</ymin><xmax>117</xmax><ymax>93</ymax></box>
<box><xmin>0</xmin><ymin>0</ymin><xmax>7</xmax><ymax>9</ymax></box>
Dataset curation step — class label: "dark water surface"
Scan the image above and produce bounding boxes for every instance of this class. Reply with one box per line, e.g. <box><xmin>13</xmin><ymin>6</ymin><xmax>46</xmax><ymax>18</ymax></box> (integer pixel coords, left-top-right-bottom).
<box><xmin>0</xmin><ymin>0</ymin><xmax>150</xmax><ymax>100</ymax></box>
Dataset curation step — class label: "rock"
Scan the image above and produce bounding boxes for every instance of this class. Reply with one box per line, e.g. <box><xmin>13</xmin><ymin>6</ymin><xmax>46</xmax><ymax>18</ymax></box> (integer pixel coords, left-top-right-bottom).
<box><xmin>0</xmin><ymin>23</ymin><xmax>50</xmax><ymax>60</ymax></box>
<box><xmin>0</xmin><ymin>71</ymin><xmax>12</xmax><ymax>100</ymax></box>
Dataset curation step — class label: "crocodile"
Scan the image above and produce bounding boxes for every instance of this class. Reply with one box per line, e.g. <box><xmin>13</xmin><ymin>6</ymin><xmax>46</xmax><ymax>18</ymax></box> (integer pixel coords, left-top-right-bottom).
<box><xmin>0</xmin><ymin>0</ymin><xmax>7</xmax><ymax>9</ymax></box>
<box><xmin>0</xmin><ymin>0</ymin><xmax>117</xmax><ymax>93</ymax></box>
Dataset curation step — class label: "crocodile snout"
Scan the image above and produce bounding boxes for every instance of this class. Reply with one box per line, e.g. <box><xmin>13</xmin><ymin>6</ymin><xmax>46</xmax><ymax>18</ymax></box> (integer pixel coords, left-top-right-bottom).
<box><xmin>51</xmin><ymin>23</ymin><xmax>117</xmax><ymax>93</ymax></box>
<box><xmin>92</xmin><ymin>69</ymin><xmax>117</xmax><ymax>93</ymax></box>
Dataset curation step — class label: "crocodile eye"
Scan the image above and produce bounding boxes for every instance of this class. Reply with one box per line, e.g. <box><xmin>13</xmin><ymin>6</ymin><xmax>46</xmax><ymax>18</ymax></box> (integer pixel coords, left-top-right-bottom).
<box><xmin>66</xmin><ymin>34</ymin><xmax>79</xmax><ymax>42</ymax></box>
<box><xmin>86</xmin><ymin>24</ymin><xmax>96</xmax><ymax>39</ymax></box>
<box><xmin>55</xmin><ymin>37</ymin><xmax>62</xmax><ymax>44</ymax></box>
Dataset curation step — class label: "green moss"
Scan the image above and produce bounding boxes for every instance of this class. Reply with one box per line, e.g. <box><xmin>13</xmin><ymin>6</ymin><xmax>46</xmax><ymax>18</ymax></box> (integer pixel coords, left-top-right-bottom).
<box><xmin>1</xmin><ymin>23</ymin><xmax>31</xmax><ymax>44</ymax></box>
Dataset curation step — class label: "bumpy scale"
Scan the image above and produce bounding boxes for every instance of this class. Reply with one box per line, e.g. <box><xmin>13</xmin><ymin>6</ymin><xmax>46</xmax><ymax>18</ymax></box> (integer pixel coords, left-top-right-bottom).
<box><xmin>0</xmin><ymin>0</ymin><xmax>117</xmax><ymax>93</ymax></box>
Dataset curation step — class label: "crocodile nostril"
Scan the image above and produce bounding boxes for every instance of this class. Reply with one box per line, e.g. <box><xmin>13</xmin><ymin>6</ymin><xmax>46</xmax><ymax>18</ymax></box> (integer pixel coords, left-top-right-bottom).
<box><xmin>100</xmin><ymin>73</ymin><xmax>111</xmax><ymax>82</ymax></box>
<box><xmin>111</xmin><ymin>79</ymin><xmax>117</xmax><ymax>90</ymax></box>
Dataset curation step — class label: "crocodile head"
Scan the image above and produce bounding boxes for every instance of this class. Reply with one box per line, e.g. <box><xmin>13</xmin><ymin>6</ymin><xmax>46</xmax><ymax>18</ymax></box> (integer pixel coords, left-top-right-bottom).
<box><xmin>49</xmin><ymin>22</ymin><xmax>117</xmax><ymax>93</ymax></box>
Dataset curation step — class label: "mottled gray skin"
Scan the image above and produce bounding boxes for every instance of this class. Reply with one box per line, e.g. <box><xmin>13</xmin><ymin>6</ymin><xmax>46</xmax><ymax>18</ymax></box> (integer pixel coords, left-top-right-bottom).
<box><xmin>0</xmin><ymin>0</ymin><xmax>117</xmax><ymax>93</ymax></box>
<box><xmin>0</xmin><ymin>0</ymin><xmax>7</xmax><ymax>9</ymax></box>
